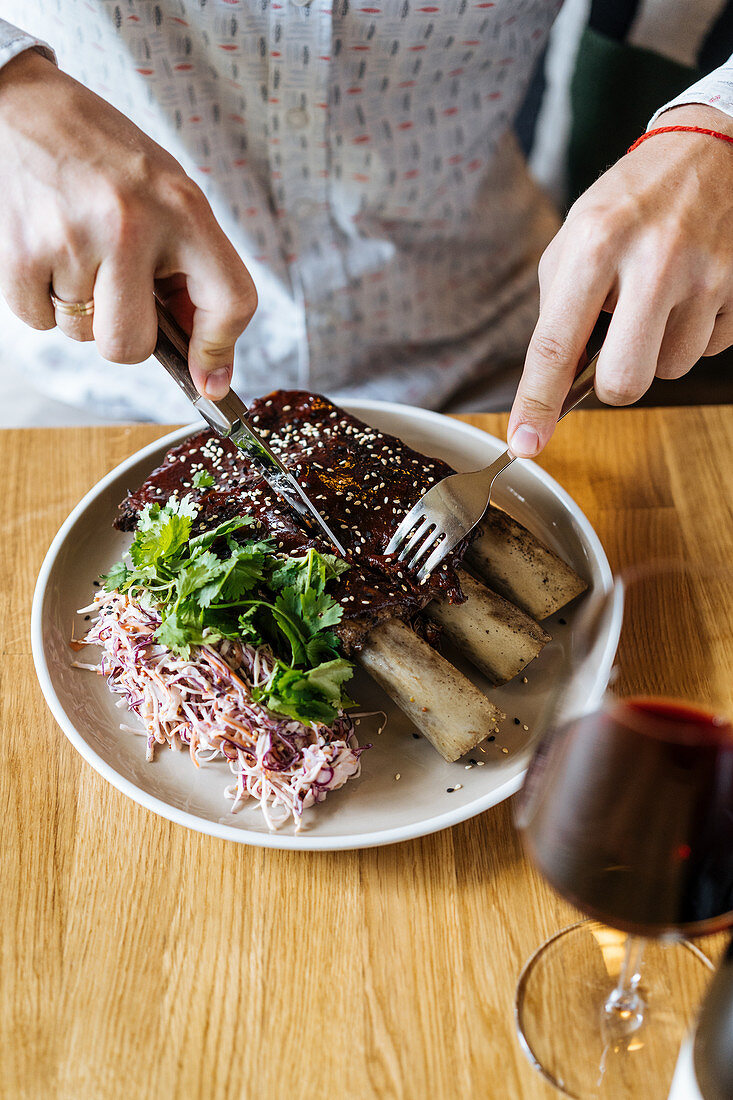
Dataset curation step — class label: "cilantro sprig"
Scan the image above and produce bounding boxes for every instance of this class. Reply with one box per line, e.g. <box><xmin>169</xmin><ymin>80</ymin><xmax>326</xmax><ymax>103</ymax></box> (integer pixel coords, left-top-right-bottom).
<box><xmin>101</xmin><ymin>496</ymin><xmax>353</xmax><ymax>724</ymax></box>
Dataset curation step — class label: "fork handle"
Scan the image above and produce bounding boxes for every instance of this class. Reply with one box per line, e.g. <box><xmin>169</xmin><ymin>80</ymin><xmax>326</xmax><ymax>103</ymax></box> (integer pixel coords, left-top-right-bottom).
<box><xmin>557</xmin><ymin>349</ymin><xmax>599</xmax><ymax>421</ymax></box>
<box><xmin>502</xmin><ymin>350</ymin><xmax>598</xmax><ymax>463</ymax></box>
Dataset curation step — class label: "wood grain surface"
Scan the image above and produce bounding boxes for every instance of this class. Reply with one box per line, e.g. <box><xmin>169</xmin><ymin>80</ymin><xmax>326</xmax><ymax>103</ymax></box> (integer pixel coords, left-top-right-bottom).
<box><xmin>2</xmin><ymin>408</ymin><xmax>731</xmax><ymax>1100</ymax></box>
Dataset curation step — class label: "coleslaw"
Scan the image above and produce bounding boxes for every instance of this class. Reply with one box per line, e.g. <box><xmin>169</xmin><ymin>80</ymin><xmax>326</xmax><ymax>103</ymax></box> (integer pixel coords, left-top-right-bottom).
<box><xmin>77</xmin><ymin>589</ymin><xmax>365</xmax><ymax>830</ymax></box>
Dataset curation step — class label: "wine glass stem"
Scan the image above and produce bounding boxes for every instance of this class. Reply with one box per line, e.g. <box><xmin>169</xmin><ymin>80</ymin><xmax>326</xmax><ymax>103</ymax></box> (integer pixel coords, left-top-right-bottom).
<box><xmin>603</xmin><ymin>934</ymin><xmax>647</xmax><ymax>1039</ymax></box>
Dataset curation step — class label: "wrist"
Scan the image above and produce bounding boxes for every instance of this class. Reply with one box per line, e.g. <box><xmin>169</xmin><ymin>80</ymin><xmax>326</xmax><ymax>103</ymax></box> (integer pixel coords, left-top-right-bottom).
<box><xmin>0</xmin><ymin>48</ymin><xmax>62</xmax><ymax>133</ymax></box>
<box><xmin>0</xmin><ymin>47</ymin><xmax>55</xmax><ymax>102</ymax></box>
<box><xmin>658</xmin><ymin>103</ymin><xmax>733</xmax><ymax>139</ymax></box>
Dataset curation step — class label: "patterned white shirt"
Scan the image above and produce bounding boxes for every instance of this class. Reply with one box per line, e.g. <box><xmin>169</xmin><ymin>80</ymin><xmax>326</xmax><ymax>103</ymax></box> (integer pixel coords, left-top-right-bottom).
<box><xmin>0</xmin><ymin>2</ymin><xmax>731</xmax><ymax>421</ymax></box>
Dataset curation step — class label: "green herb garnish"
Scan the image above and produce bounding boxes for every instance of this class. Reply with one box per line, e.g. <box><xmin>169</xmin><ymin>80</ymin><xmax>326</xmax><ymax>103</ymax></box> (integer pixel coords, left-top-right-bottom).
<box><xmin>192</xmin><ymin>470</ymin><xmax>215</xmax><ymax>489</ymax></box>
<box><xmin>101</xmin><ymin>496</ymin><xmax>353</xmax><ymax>724</ymax></box>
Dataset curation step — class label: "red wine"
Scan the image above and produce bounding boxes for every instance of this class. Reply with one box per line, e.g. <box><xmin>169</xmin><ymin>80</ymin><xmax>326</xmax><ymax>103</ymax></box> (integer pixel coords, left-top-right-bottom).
<box><xmin>519</xmin><ymin>698</ymin><xmax>733</xmax><ymax>936</ymax></box>
<box><xmin>694</xmin><ymin>937</ymin><xmax>733</xmax><ymax>1100</ymax></box>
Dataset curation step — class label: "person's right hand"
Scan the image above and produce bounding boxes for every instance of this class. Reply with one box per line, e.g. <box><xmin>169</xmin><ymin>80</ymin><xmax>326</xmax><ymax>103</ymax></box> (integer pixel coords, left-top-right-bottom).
<box><xmin>0</xmin><ymin>49</ymin><xmax>257</xmax><ymax>399</ymax></box>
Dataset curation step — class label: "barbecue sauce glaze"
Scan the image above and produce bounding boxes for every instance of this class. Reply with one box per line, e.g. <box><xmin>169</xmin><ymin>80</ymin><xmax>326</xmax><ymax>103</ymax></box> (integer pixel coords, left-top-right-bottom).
<box><xmin>116</xmin><ymin>390</ymin><xmax>473</xmax><ymax>649</ymax></box>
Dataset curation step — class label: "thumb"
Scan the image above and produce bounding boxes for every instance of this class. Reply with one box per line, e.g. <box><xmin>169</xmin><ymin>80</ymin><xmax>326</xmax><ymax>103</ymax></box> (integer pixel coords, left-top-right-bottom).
<box><xmin>187</xmin><ymin>317</ymin><xmax>238</xmax><ymax>400</ymax></box>
<box><xmin>170</xmin><ymin>226</ymin><xmax>258</xmax><ymax>399</ymax></box>
<box><xmin>155</xmin><ymin>271</ymin><xmax>257</xmax><ymax>399</ymax></box>
<box><xmin>187</xmin><ymin>276</ymin><xmax>257</xmax><ymax>399</ymax></box>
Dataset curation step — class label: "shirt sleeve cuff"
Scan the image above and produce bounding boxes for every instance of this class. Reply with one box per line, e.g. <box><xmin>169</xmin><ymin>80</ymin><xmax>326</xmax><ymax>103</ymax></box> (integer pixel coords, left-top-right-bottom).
<box><xmin>0</xmin><ymin>21</ymin><xmax>56</xmax><ymax>73</ymax></box>
<box><xmin>648</xmin><ymin>60</ymin><xmax>733</xmax><ymax>128</ymax></box>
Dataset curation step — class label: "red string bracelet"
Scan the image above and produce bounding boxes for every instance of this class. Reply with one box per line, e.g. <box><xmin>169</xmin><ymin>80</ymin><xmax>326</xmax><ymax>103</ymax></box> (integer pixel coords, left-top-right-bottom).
<box><xmin>627</xmin><ymin>125</ymin><xmax>733</xmax><ymax>155</ymax></box>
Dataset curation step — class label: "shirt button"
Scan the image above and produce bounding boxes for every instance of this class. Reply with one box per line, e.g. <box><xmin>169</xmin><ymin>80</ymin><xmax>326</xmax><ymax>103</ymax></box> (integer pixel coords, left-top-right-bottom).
<box><xmin>285</xmin><ymin>107</ymin><xmax>310</xmax><ymax>130</ymax></box>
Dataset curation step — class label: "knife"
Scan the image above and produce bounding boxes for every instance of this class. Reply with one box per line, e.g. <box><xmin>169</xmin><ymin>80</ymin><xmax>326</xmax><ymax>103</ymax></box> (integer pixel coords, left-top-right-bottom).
<box><xmin>153</xmin><ymin>300</ymin><xmax>347</xmax><ymax>556</ymax></box>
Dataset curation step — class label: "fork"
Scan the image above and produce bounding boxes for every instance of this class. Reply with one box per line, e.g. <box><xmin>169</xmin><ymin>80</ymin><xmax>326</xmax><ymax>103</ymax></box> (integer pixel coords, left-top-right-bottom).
<box><xmin>385</xmin><ymin>351</ymin><xmax>599</xmax><ymax>582</ymax></box>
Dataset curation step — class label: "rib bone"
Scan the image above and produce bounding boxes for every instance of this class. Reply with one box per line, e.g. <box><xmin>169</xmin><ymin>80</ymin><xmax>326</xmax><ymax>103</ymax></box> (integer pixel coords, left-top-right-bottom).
<box><xmin>465</xmin><ymin>506</ymin><xmax>588</xmax><ymax>620</ymax></box>
<box><xmin>357</xmin><ymin>618</ymin><xmax>502</xmax><ymax>762</ymax></box>
<box><xmin>427</xmin><ymin>569</ymin><xmax>550</xmax><ymax>685</ymax></box>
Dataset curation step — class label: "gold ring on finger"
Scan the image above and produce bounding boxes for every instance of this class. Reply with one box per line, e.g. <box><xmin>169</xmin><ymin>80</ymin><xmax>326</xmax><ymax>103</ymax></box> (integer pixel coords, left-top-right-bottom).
<box><xmin>51</xmin><ymin>292</ymin><xmax>95</xmax><ymax>317</ymax></box>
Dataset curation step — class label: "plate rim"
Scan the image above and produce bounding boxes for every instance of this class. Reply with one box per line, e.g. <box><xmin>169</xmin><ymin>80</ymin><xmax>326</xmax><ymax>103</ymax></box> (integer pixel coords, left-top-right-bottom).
<box><xmin>31</xmin><ymin>399</ymin><xmax>613</xmax><ymax>850</ymax></box>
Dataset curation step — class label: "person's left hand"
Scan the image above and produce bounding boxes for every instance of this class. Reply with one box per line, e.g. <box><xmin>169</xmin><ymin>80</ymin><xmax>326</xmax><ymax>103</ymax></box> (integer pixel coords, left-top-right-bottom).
<box><xmin>507</xmin><ymin>104</ymin><xmax>733</xmax><ymax>458</ymax></box>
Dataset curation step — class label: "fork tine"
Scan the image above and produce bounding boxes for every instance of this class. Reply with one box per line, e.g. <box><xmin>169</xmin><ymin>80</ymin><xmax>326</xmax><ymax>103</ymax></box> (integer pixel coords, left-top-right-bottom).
<box><xmin>398</xmin><ymin>516</ymin><xmax>435</xmax><ymax>561</ymax></box>
<box><xmin>405</xmin><ymin>527</ymin><xmax>444</xmax><ymax>569</ymax></box>
<box><xmin>416</xmin><ymin>531</ymin><xmax>461</xmax><ymax>582</ymax></box>
<box><xmin>385</xmin><ymin>499</ymin><xmax>428</xmax><ymax>555</ymax></box>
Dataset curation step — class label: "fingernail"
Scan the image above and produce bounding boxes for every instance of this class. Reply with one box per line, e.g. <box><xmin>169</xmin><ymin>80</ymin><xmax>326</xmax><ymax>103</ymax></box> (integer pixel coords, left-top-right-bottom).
<box><xmin>509</xmin><ymin>424</ymin><xmax>540</xmax><ymax>458</ymax></box>
<box><xmin>204</xmin><ymin>367</ymin><xmax>232</xmax><ymax>399</ymax></box>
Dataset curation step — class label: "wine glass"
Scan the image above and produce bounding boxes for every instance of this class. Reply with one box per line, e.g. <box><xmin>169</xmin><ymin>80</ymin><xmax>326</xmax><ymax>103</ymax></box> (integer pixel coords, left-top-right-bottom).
<box><xmin>514</xmin><ymin>561</ymin><xmax>733</xmax><ymax>1099</ymax></box>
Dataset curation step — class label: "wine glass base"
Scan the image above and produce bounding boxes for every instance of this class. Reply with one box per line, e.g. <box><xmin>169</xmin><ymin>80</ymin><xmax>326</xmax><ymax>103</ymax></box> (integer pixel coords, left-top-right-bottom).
<box><xmin>515</xmin><ymin>919</ymin><xmax>713</xmax><ymax>1100</ymax></box>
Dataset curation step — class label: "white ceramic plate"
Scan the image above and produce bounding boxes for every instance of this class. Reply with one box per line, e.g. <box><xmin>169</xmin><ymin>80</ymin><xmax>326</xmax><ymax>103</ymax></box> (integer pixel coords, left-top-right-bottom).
<box><xmin>32</xmin><ymin>400</ymin><xmax>613</xmax><ymax>850</ymax></box>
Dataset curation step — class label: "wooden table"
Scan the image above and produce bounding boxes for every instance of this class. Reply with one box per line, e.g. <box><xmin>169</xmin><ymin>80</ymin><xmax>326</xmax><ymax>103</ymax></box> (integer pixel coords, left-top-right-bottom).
<box><xmin>2</xmin><ymin>407</ymin><xmax>731</xmax><ymax>1100</ymax></box>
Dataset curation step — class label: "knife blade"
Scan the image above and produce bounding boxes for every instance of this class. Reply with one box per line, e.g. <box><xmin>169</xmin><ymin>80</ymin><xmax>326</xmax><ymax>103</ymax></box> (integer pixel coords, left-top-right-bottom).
<box><xmin>153</xmin><ymin>300</ymin><xmax>347</xmax><ymax>556</ymax></box>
